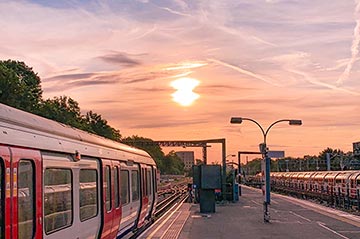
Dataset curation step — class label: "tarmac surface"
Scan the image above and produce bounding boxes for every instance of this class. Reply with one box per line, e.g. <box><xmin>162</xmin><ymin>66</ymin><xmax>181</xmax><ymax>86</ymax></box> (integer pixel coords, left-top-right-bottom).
<box><xmin>177</xmin><ymin>186</ymin><xmax>360</xmax><ymax>239</ymax></box>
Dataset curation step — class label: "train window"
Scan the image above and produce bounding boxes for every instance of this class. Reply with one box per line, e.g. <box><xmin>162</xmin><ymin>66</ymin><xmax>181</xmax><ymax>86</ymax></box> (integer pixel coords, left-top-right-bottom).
<box><xmin>44</xmin><ymin>168</ymin><xmax>72</xmax><ymax>234</ymax></box>
<box><xmin>120</xmin><ymin>170</ymin><xmax>129</xmax><ymax>204</ymax></box>
<box><xmin>131</xmin><ymin>170</ymin><xmax>139</xmax><ymax>201</ymax></box>
<box><xmin>113</xmin><ymin>167</ymin><xmax>120</xmax><ymax>208</ymax></box>
<box><xmin>142</xmin><ymin>169</ymin><xmax>146</xmax><ymax>196</ymax></box>
<box><xmin>105</xmin><ymin>166</ymin><xmax>111</xmax><ymax>211</ymax></box>
<box><xmin>154</xmin><ymin>169</ymin><xmax>158</xmax><ymax>193</ymax></box>
<box><xmin>146</xmin><ymin>170</ymin><xmax>151</xmax><ymax>196</ymax></box>
<box><xmin>0</xmin><ymin>160</ymin><xmax>4</xmax><ymax>239</ymax></box>
<box><xmin>79</xmin><ymin>169</ymin><xmax>98</xmax><ymax>221</ymax></box>
<box><xmin>18</xmin><ymin>160</ymin><xmax>35</xmax><ymax>239</ymax></box>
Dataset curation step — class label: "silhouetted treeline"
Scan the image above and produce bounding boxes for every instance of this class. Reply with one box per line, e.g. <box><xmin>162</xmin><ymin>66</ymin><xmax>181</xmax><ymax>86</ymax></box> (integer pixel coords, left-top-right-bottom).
<box><xmin>0</xmin><ymin>59</ymin><xmax>184</xmax><ymax>175</ymax></box>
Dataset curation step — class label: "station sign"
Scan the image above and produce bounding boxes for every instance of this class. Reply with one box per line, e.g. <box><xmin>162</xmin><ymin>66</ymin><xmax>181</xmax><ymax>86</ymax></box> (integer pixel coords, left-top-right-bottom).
<box><xmin>268</xmin><ymin>150</ymin><xmax>285</xmax><ymax>158</ymax></box>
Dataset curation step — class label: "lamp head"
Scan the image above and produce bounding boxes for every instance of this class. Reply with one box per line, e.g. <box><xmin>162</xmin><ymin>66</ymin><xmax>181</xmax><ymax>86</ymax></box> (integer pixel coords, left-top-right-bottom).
<box><xmin>289</xmin><ymin>119</ymin><xmax>302</xmax><ymax>126</ymax></box>
<box><xmin>230</xmin><ymin>117</ymin><xmax>243</xmax><ymax>124</ymax></box>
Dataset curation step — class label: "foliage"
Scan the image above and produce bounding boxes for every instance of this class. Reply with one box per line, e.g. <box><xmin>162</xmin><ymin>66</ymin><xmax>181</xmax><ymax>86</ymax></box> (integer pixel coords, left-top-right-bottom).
<box><xmin>38</xmin><ymin>96</ymin><xmax>85</xmax><ymax>129</ymax></box>
<box><xmin>0</xmin><ymin>60</ymin><xmax>42</xmax><ymax>113</ymax></box>
<box><xmin>85</xmin><ymin>111</ymin><xmax>121</xmax><ymax>142</ymax></box>
<box><xmin>122</xmin><ymin>136</ymin><xmax>184</xmax><ymax>175</ymax></box>
<box><xmin>161</xmin><ymin>151</ymin><xmax>185</xmax><ymax>175</ymax></box>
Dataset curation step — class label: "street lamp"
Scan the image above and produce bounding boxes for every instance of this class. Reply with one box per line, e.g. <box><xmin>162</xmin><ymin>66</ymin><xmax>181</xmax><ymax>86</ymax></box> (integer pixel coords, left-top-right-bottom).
<box><xmin>230</xmin><ymin>117</ymin><xmax>302</xmax><ymax>222</ymax></box>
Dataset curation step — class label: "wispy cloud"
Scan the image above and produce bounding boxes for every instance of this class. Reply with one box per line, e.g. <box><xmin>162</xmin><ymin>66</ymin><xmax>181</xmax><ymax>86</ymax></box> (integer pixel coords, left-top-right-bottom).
<box><xmin>336</xmin><ymin>0</ymin><xmax>360</xmax><ymax>85</ymax></box>
<box><xmin>208</xmin><ymin>58</ymin><xmax>280</xmax><ymax>86</ymax></box>
<box><xmin>159</xmin><ymin>7</ymin><xmax>191</xmax><ymax>17</ymax></box>
<box><xmin>44</xmin><ymin>73</ymin><xmax>96</xmax><ymax>82</ymax></box>
<box><xmin>290</xmin><ymin>69</ymin><xmax>360</xmax><ymax>95</ymax></box>
<box><xmin>98</xmin><ymin>52</ymin><xmax>142</xmax><ymax>66</ymax></box>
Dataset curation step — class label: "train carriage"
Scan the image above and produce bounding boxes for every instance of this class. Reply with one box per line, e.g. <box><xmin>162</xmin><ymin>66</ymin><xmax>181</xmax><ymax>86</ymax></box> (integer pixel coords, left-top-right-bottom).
<box><xmin>347</xmin><ymin>172</ymin><xmax>360</xmax><ymax>200</ymax></box>
<box><xmin>270</xmin><ymin>170</ymin><xmax>360</xmax><ymax>210</ymax></box>
<box><xmin>0</xmin><ymin>103</ymin><xmax>157</xmax><ymax>239</ymax></box>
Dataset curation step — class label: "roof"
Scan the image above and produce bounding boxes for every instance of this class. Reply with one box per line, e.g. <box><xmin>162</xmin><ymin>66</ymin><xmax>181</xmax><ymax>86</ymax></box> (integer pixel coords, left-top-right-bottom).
<box><xmin>0</xmin><ymin>103</ymin><xmax>155</xmax><ymax>165</ymax></box>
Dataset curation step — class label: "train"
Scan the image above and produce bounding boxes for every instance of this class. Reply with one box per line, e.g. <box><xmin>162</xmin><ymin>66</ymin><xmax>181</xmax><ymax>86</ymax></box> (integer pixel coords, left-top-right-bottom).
<box><xmin>0</xmin><ymin>103</ymin><xmax>158</xmax><ymax>239</ymax></box>
<box><xmin>270</xmin><ymin>170</ymin><xmax>360</xmax><ymax>209</ymax></box>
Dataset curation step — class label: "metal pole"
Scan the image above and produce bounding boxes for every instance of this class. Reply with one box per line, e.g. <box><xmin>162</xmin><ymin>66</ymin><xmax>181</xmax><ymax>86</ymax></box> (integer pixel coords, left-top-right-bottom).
<box><xmin>238</xmin><ymin>152</ymin><xmax>242</xmax><ymax>196</ymax></box>
<box><xmin>222</xmin><ymin>139</ymin><xmax>227</xmax><ymax>199</ymax></box>
<box><xmin>263</xmin><ymin>142</ymin><xmax>270</xmax><ymax>222</ymax></box>
<box><xmin>238</xmin><ymin>152</ymin><xmax>241</xmax><ymax>176</ymax></box>
<box><xmin>202</xmin><ymin>145</ymin><xmax>207</xmax><ymax>165</ymax></box>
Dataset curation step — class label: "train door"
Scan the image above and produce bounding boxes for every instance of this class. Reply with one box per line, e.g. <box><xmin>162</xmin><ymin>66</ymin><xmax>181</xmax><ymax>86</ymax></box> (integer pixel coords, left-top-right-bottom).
<box><xmin>118</xmin><ymin>162</ymin><xmax>140</xmax><ymax>237</ymax></box>
<box><xmin>0</xmin><ymin>146</ymin><xmax>10</xmax><ymax>239</ymax></box>
<box><xmin>110</xmin><ymin>161</ymin><xmax>121</xmax><ymax>237</ymax></box>
<box><xmin>101</xmin><ymin>160</ymin><xmax>121</xmax><ymax>239</ymax></box>
<box><xmin>11</xmin><ymin>147</ymin><xmax>42</xmax><ymax>239</ymax></box>
<box><xmin>148</xmin><ymin>167</ymin><xmax>157</xmax><ymax>219</ymax></box>
<box><xmin>137</xmin><ymin>166</ymin><xmax>150</xmax><ymax>228</ymax></box>
<box><xmin>77</xmin><ymin>157</ymin><xmax>101</xmax><ymax>239</ymax></box>
<box><xmin>145</xmin><ymin>167</ymin><xmax>155</xmax><ymax>220</ymax></box>
<box><xmin>42</xmin><ymin>152</ymin><xmax>101</xmax><ymax>239</ymax></box>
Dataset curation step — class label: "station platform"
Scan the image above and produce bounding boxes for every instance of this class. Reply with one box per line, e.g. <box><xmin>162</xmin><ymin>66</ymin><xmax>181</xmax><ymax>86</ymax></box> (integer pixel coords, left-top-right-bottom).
<box><xmin>141</xmin><ymin>185</ymin><xmax>360</xmax><ymax>239</ymax></box>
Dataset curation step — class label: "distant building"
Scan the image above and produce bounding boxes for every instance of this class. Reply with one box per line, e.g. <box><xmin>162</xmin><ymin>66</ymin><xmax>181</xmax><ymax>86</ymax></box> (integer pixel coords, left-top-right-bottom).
<box><xmin>176</xmin><ymin>151</ymin><xmax>195</xmax><ymax>170</ymax></box>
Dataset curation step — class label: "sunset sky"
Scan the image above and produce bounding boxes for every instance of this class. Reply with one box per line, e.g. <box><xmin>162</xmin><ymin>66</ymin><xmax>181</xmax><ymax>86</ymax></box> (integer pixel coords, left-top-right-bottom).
<box><xmin>1</xmin><ymin>0</ymin><xmax>360</xmax><ymax>163</ymax></box>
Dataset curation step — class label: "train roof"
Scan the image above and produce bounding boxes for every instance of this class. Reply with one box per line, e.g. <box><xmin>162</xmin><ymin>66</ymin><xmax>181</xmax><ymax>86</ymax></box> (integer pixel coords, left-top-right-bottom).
<box><xmin>0</xmin><ymin>103</ymin><xmax>155</xmax><ymax>166</ymax></box>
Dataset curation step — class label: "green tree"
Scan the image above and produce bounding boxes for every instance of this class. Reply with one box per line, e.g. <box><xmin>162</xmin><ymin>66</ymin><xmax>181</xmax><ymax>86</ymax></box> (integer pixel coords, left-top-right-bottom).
<box><xmin>38</xmin><ymin>96</ymin><xmax>86</xmax><ymax>130</ymax></box>
<box><xmin>162</xmin><ymin>151</ymin><xmax>184</xmax><ymax>175</ymax></box>
<box><xmin>85</xmin><ymin>111</ymin><xmax>121</xmax><ymax>141</ymax></box>
<box><xmin>122</xmin><ymin>136</ymin><xmax>165</xmax><ymax>171</ymax></box>
<box><xmin>245</xmin><ymin>158</ymin><xmax>262</xmax><ymax>175</ymax></box>
<box><xmin>0</xmin><ymin>60</ymin><xmax>42</xmax><ymax>112</ymax></box>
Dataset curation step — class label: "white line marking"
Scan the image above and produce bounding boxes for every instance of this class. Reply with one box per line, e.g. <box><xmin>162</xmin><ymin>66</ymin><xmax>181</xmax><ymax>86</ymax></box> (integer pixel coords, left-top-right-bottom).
<box><xmin>317</xmin><ymin>222</ymin><xmax>350</xmax><ymax>239</ymax></box>
<box><xmin>251</xmin><ymin>200</ymin><xmax>261</xmax><ymax>206</ymax></box>
<box><xmin>289</xmin><ymin>211</ymin><xmax>311</xmax><ymax>222</ymax></box>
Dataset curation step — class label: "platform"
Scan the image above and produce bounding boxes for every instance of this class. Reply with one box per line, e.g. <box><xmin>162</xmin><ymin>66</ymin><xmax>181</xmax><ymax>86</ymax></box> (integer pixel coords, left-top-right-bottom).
<box><xmin>143</xmin><ymin>185</ymin><xmax>360</xmax><ymax>239</ymax></box>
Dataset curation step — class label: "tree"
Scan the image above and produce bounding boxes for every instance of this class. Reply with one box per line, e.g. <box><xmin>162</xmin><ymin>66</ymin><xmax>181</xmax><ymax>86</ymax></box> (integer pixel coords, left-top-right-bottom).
<box><xmin>0</xmin><ymin>60</ymin><xmax>42</xmax><ymax>113</ymax></box>
<box><xmin>122</xmin><ymin>136</ymin><xmax>165</xmax><ymax>171</ymax></box>
<box><xmin>85</xmin><ymin>111</ymin><xmax>121</xmax><ymax>141</ymax></box>
<box><xmin>38</xmin><ymin>96</ymin><xmax>86</xmax><ymax>130</ymax></box>
<box><xmin>162</xmin><ymin>151</ymin><xmax>184</xmax><ymax>175</ymax></box>
<box><xmin>122</xmin><ymin>136</ymin><xmax>185</xmax><ymax>175</ymax></box>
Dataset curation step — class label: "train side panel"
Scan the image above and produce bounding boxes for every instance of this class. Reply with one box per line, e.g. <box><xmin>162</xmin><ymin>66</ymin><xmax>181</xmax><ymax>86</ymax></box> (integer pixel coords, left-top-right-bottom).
<box><xmin>0</xmin><ymin>146</ymin><xmax>11</xmax><ymax>239</ymax></box>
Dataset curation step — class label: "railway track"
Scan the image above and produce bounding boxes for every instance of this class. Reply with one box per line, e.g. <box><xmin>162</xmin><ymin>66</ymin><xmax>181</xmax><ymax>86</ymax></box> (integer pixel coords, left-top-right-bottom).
<box><xmin>129</xmin><ymin>183</ymin><xmax>189</xmax><ymax>238</ymax></box>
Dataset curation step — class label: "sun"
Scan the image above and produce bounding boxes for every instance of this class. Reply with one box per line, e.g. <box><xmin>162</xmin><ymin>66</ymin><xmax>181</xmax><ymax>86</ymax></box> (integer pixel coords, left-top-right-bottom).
<box><xmin>170</xmin><ymin>78</ymin><xmax>200</xmax><ymax>106</ymax></box>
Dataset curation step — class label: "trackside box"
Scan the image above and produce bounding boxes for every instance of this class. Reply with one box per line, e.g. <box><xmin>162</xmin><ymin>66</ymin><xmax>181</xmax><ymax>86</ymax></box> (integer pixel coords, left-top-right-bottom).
<box><xmin>201</xmin><ymin>165</ymin><xmax>221</xmax><ymax>189</ymax></box>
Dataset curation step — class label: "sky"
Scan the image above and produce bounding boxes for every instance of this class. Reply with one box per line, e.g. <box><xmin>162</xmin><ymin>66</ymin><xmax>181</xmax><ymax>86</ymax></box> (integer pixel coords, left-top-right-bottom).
<box><xmin>1</xmin><ymin>0</ymin><xmax>360</xmax><ymax>164</ymax></box>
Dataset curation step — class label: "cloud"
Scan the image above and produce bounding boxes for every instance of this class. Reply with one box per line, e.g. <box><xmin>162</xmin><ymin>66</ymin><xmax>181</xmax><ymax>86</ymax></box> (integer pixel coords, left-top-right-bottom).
<box><xmin>43</xmin><ymin>77</ymin><xmax>118</xmax><ymax>92</ymax></box>
<box><xmin>290</xmin><ymin>69</ymin><xmax>360</xmax><ymax>95</ymax></box>
<box><xmin>44</xmin><ymin>73</ymin><xmax>96</xmax><ymax>82</ymax></box>
<box><xmin>98</xmin><ymin>52</ymin><xmax>142</xmax><ymax>66</ymax></box>
<box><xmin>208</xmin><ymin>58</ymin><xmax>280</xmax><ymax>86</ymax></box>
<box><xmin>131</xmin><ymin>119</ymin><xmax>208</xmax><ymax>129</ymax></box>
<box><xmin>336</xmin><ymin>0</ymin><xmax>360</xmax><ymax>85</ymax></box>
<box><xmin>159</xmin><ymin>7</ymin><xmax>191</xmax><ymax>17</ymax></box>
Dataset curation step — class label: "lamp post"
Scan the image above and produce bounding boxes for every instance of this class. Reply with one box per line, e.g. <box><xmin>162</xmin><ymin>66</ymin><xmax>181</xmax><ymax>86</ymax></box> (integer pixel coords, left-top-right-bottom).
<box><xmin>230</xmin><ymin>117</ymin><xmax>302</xmax><ymax>222</ymax></box>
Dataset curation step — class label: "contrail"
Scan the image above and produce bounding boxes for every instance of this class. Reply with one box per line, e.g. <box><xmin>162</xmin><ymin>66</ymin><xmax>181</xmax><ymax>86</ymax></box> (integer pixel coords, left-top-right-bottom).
<box><xmin>291</xmin><ymin>69</ymin><xmax>360</xmax><ymax>96</ymax></box>
<box><xmin>336</xmin><ymin>0</ymin><xmax>360</xmax><ymax>86</ymax></box>
<box><xmin>208</xmin><ymin>58</ymin><xmax>280</xmax><ymax>86</ymax></box>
